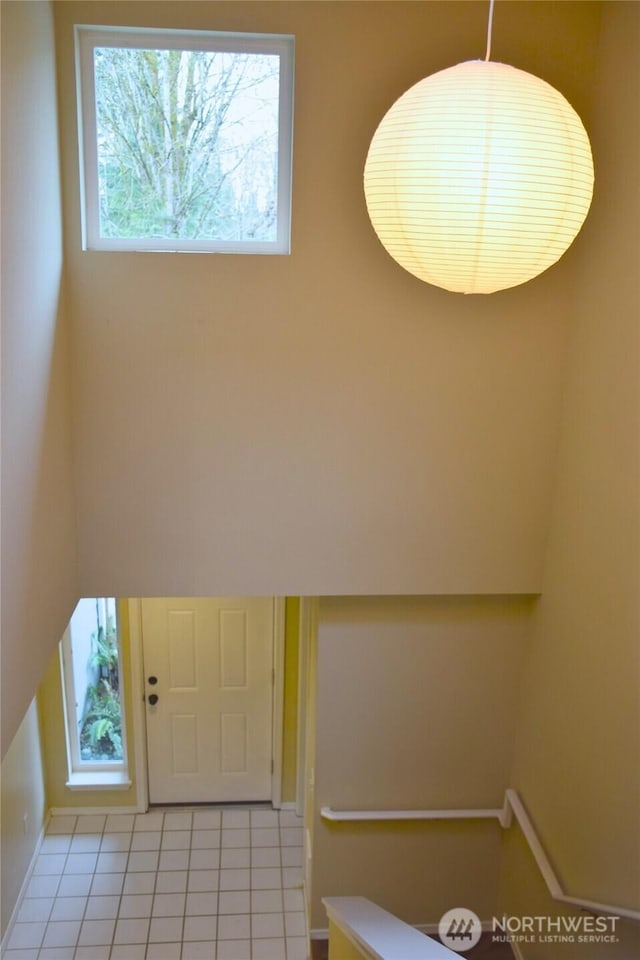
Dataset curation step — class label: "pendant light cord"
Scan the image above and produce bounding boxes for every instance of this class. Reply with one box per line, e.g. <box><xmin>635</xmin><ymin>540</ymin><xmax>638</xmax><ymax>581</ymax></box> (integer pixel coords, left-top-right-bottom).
<box><xmin>485</xmin><ymin>0</ymin><xmax>495</xmax><ymax>61</ymax></box>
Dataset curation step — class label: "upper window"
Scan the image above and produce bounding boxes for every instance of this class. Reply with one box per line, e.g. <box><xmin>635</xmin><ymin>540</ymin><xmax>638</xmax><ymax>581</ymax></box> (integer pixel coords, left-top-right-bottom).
<box><xmin>75</xmin><ymin>26</ymin><xmax>294</xmax><ymax>253</ymax></box>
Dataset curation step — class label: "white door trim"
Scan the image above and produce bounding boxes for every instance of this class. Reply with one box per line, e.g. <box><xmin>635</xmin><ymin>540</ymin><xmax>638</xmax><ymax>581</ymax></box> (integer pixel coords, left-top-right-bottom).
<box><xmin>127</xmin><ymin>597</ymin><xmax>285</xmax><ymax>811</ymax></box>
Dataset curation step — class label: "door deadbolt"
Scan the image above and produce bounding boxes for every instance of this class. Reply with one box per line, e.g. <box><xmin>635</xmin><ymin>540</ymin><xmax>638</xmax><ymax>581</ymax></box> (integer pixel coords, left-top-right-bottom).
<box><xmin>148</xmin><ymin>676</ymin><xmax>158</xmax><ymax>685</ymax></box>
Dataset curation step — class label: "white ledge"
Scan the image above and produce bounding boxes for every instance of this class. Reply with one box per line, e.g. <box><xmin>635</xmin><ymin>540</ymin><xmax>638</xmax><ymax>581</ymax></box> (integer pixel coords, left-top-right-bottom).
<box><xmin>321</xmin><ymin>789</ymin><xmax>640</xmax><ymax>924</ymax></box>
<box><xmin>323</xmin><ymin>897</ymin><xmax>458</xmax><ymax>959</ymax></box>
<box><xmin>66</xmin><ymin>772</ymin><xmax>132</xmax><ymax>791</ymax></box>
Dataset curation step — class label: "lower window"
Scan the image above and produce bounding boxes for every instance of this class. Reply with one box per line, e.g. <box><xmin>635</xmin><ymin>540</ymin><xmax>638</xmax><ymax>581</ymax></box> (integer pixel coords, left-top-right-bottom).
<box><xmin>60</xmin><ymin>598</ymin><xmax>130</xmax><ymax>788</ymax></box>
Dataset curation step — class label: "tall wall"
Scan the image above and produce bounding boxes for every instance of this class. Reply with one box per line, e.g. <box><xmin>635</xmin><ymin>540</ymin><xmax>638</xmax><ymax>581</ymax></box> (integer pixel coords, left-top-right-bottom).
<box><xmin>499</xmin><ymin>2</ymin><xmax>640</xmax><ymax>956</ymax></box>
<box><xmin>309</xmin><ymin>596</ymin><xmax>534</xmax><ymax>929</ymax></box>
<box><xmin>0</xmin><ymin>0</ymin><xmax>78</xmax><ymax>755</ymax></box>
<box><xmin>53</xmin><ymin>1</ymin><xmax>601</xmax><ymax>599</ymax></box>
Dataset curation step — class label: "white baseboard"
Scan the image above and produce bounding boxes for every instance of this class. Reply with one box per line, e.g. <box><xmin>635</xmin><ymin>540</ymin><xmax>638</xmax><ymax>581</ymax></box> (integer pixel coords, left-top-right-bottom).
<box><xmin>1</xmin><ymin>813</ymin><xmax>49</xmax><ymax>954</ymax></box>
<box><xmin>49</xmin><ymin>804</ymin><xmax>143</xmax><ymax>815</ymax></box>
<box><xmin>310</xmin><ymin>927</ymin><xmax>329</xmax><ymax>940</ymax></box>
<box><xmin>278</xmin><ymin>801</ymin><xmax>298</xmax><ymax>812</ymax></box>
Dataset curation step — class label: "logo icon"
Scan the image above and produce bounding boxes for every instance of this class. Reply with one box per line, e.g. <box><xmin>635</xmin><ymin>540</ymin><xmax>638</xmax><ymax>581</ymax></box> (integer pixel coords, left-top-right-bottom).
<box><xmin>438</xmin><ymin>907</ymin><xmax>482</xmax><ymax>952</ymax></box>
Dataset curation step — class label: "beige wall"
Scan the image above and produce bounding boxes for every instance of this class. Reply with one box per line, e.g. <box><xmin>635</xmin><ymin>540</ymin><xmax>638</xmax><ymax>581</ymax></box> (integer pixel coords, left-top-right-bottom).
<box><xmin>309</xmin><ymin>596</ymin><xmax>533</xmax><ymax>929</ymax></box>
<box><xmin>1</xmin><ymin>0</ymin><xmax>78</xmax><ymax>755</ymax></box>
<box><xmin>499</xmin><ymin>2</ymin><xmax>640</xmax><ymax>956</ymax></box>
<box><xmin>0</xmin><ymin>701</ymin><xmax>47</xmax><ymax>938</ymax></box>
<box><xmin>53</xmin><ymin>1</ymin><xmax>601</xmax><ymax>599</ymax></box>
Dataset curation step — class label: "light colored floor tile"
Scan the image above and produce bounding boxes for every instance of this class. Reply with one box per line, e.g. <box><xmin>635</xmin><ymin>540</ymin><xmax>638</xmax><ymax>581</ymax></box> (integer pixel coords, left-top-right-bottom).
<box><xmin>281</xmin><ymin>867</ymin><xmax>302</xmax><ymax>889</ymax></box>
<box><xmin>220</xmin><ymin>848</ymin><xmax>250</xmax><ymax>869</ymax></box>
<box><xmin>281</xmin><ymin>847</ymin><xmax>302</xmax><ymax>867</ymax></box>
<box><xmin>218</xmin><ymin>913</ymin><xmax>253</xmax><ymax>940</ymax></box>
<box><xmin>95</xmin><ymin>851</ymin><xmax>128</xmax><ymax>873</ymax></box>
<box><xmin>146</xmin><ymin>942</ymin><xmax>181</xmax><ymax>959</ymax></box>
<box><xmin>91</xmin><ymin>872</ymin><xmax>125</xmax><ymax>896</ymax></box>
<box><xmin>41</xmin><ymin>836</ymin><xmax>72</xmax><ymax>854</ymax></box>
<box><xmin>183</xmin><ymin>915</ymin><xmax>217</xmax><ymax>941</ymax></box>
<box><xmin>251</xmin><ymin>913</ymin><xmax>284</xmax><ymax>939</ymax></box>
<box><xmin>286</xmin><ymin>936</ymin><xmax>309</xmax><ymax>960</ymax></box>
<box><xmin>49</xmin><ymin>897</ymin><xmax>86</xmax><ymax>921</ymax></box>
<box><xmin>250</xmin><ymin>829</ymin><xmax>279</xmax><ymax>848</ymax></box>
<box><xmin>191</xmin><ymin>829</ymin><xmax>220</xmax><ymax>849</ymax></box>
<box><xmin>218</xmin><ymin>890</ymin><xmax>250</xmax><ymax>915</ymax></box>
<box><xmin>75</xmin><ymin>814</ymin><xmax>106</xmax><ymax>834</ymax></box>
<box><xmin>250</xmin><ymin>869</ymin><xmax>281</xmax><ymax>891</ymax></box>
<box><xmin>41</xmin><ymin>919</ymin><xmax>81</xmax><ymax>947</ymax></box>
<box><xmin>164</xmin><ymin>812</ymin><xmax>193</xmax><ymax>831</ymax></box>
<box><xmin>33</xmin><ymin>854</ymin><xmax>66</xmax><ymax>876</ymax></box>
<box><xmin>181</xmin><ymin>941</ymin><xmax>218</xmax><ymax>959</ymax></box>
<box><xmin>46</xmin><ymin>816</ymin><xmax>77</xmax><ymax>835</ymax></box>
<box><xmin>64</xmin><ymin>852</ymin><xmax>97</xmax><ymax>874</ymax></box>
<box><xmin>77</xmin><ymin>918</ymin><xmax>116</xmax><ymax>946</ymax></box>
<box><xmin>155</xmin><ymin>870</ymin><xmax>188</xmax><ymax>894</ymax></box>
<box><xmin>84</xmin><ymin>894</ymin><xmax>120</xmax><ymax>920</ymax></box>
<box><xmin>282</xmin><ymin>889</ymin><xmax>304</xmax><ymax>912</ymax></box>
<box><xmin>160</xmin><ymin>850</ymin><xmax>190</xmax><ymax>871</ymax></box>
<box><xmin>187</xmin><ymin>870</ymin><xmax>219</xmax><ymax>892</ymax></box>
<box><xmin>131</xmin><ymin>831</ymin><xmax>162</xmax><ymax>851</ymax></box>
<box><xmin>161</xmin><ymin>830</ymin><xmax>191</xmax><ymax>850</ymax></box>
<box><xmin>189</xmin><ymin>849</ymin><xmax>219</xmax><ymax>870</ymax></box>
<box><xmin>123</xmin><ymin>872</ymin><xmax>156</xmax><ymax>895</ymax></box>
<box><xmin>129</xmin><ymin>850</ymin><xmax>160</xmax><ymax>872</ymax></box>
<box><xmin>251</xmin><ymin>937</ymin><xmax>286</xmax><ymax>959</ymax></box>
<box><xmin>284</xmin><ymin>912</ymin><xmax>306</xmax><ymax>937</ymax></box>
<box><xmin>0</xmin><ymin>949</ymin><xmax>39</xmax><ymax>960</ymax></box>
<box><xmin>153</xmin><ymin>892</ymin><xmax>186</xmax><ymax>917</ymax></box>
<box><xmin>106</xmin><ymin>814</ymin><xmax>135</xmax><ymax>833</ymax></box>
<box><xmin>221</xmin><ymin>829</ymin><xmax>249</xmax><ymax>849</ymax></box>
<box><xmin>135</xmin><ymin>812</ymin><xmax>165</xmax><ymax>832</ymax></box>
<box><xmin>250</xmin><ymin>848</ymin><xmax>280</xmax><ymax>869</ymax></box>
<box><xmin>185</xmin><ymin>891</ymin><xmax>217</xmax><ymax>916</ymax></box>
<box><xmin>219</xmin><ymin>868</ymin><xmax>250</xmax><ymax>891</ymax></box>
<box><xmin>76</xmin><ymin>945</ymin><xmax>110</xmax><ymax>960</ymax></box>
<box><xmin>25</xmin><ymin>874</ymin><xmax>60</xmax><ymax>898</ymax></box>
<box><xmin>56</xmin><ymin>875</ymin><xmax>92</xmax><ymax>897</ymax></box>
<box><xmin>216</xmin><ymin>939</ymin><xmax>250</xmax><ymax>960</ymax></box>
<box><xmin>111</xmin><ymin>945</ymin><xmax>147</xmax><ymax>959</ymax></box>
<box><xmin>192</xmin><ymin>810</ymin><xmax>220</xmax><ymax>829</ymax></box>
<box><xmin>16</xmin><ymin>896</ymin><xmax>54</xmax><ymax>923</ymax></box>
<box><xmin>222</xmin><ymin>810</ymin><xmax>250</xmax><ymax>829</ymax></box>
<box><xmin>113</xmin><ymin>917</ymin><xmax>151</xmax><ymax>944</ymax></box>
<box><xmin>251</xmin><ymin>890</ymin><xmax>283</xmax><ymax>914</ymax></box>
<box><xmin>250</xmin><ymin>810</ymin><xmax>278</xmax><ymax>828</ymax></box>
<box><xmin>102</xmin><ymin>833</ymin><xmax>133</xmax><ymax>852</ymax></box>
<box><xmin>38</xmin><ymin>947</ymin><xmax>75</xmax><ymax>960</ymax></box>
<box><xmin>119</xmin><ymin>894</ymin><xmax>154</xmax><ymax>918</ymax></box>
<box><xmin>7</xmin><ymin>922</ymin><xmax>46</xmax><ymax>950</ymax></box>
<box><xmin>278</xmin><ymin>811</ymin><xmax>301</xmax><ymax>828</ymax></box>
<box><xmin>70</xmin><ymin>834</ymin><xmax>101</xmax><ymax>853</ymax></box>
<box><xmin>280</xmin><ymin>828</ymin><xmax>303</xmax><ymax>847</ymax></box>
<box><xmin>149</xmin><ymin>916</ymin><xmax>184</xmax><ymax>942</ymax></box>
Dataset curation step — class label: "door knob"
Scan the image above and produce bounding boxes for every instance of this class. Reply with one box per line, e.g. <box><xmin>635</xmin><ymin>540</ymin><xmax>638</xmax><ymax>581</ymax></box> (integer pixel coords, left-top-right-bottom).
<box><xmin>148</xmin><ymin>676</ymin><xmax>158</xmax><ymax>685</ymax></box>
<box><xmin>148</xmin><ymin>693</ymin><xmax>159</xmax><ymax>706</ymax></box>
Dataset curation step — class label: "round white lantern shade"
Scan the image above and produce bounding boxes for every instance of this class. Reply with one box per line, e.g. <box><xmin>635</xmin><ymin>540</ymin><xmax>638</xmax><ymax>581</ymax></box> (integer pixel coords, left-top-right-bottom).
<box><xmin>364</xmin><ymin>60</ymin><xmax>594</xmax><ymax>294</ymax></box>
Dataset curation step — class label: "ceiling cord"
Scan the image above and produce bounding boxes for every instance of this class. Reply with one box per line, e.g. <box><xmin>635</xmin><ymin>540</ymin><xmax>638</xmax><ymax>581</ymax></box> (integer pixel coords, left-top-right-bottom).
<box><xmin>485</xmin><ymin>0</ymin><xmax>495</xmax><ymax>61</ymax></box>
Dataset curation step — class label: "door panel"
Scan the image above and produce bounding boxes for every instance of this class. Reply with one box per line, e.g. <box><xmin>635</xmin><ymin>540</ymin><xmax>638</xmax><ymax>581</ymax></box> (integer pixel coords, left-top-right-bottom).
<box><xmin>142</xmin><ymin>598</ymin><xmax>274</xmax><ymax>804</ymax></box>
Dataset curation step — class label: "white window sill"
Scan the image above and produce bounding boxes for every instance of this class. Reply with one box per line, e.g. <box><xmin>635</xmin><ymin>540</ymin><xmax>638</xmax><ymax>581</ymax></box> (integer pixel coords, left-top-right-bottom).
<box><xmin>66</xmin><ymin>772</ymin><xmax>132</xmax><ymax>791</ymax></box>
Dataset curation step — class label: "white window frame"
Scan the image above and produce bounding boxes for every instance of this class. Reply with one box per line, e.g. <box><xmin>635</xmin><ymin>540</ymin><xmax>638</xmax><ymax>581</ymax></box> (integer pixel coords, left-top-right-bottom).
<box><xmin>60</xmin><ymin>599</ymin><xmax>131</xmax><ymax>790</ymax></box>
<box><xmin>75</xmin><ymin>25</ymin><xmax>294</xmax><ymax>254</ymax></box>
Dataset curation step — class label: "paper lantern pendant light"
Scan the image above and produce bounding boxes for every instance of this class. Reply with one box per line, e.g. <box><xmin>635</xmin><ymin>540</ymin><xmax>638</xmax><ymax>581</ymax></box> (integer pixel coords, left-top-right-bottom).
<box><xmin>364</xmin><ymin>57</ymin><xmax>594</xmax><ymax>295</ymax></box>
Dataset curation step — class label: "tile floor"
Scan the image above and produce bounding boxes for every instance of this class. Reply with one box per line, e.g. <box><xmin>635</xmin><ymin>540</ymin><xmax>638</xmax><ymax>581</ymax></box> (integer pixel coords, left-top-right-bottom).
<box><xmin>4</xmin><ymin>807</ymin><xmax>308</xmax><ymax>960</ymax></box>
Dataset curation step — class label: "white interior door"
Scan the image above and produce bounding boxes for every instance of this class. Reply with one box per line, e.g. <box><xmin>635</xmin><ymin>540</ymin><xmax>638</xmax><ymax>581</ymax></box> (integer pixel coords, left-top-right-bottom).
<box><xmin>141</xmin><ymin>597</ymin><xmax>274</xmax><ymax>804</ymax></box>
